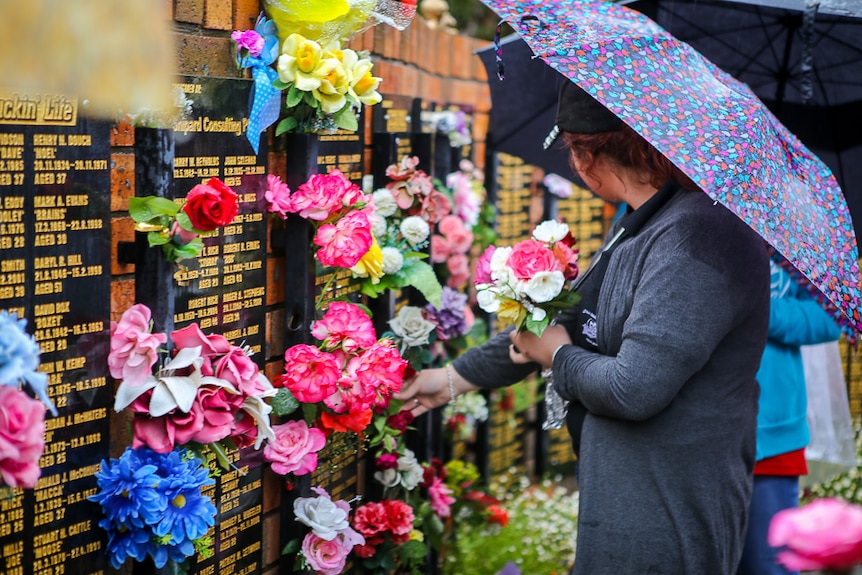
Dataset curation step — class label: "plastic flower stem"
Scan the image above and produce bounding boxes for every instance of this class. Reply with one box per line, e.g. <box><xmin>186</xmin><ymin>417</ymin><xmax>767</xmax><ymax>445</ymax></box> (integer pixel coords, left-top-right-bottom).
<box><xmin>314</xmin><ymin>272</ymin><xmax>337</xmax><ymax>310</ymax></box>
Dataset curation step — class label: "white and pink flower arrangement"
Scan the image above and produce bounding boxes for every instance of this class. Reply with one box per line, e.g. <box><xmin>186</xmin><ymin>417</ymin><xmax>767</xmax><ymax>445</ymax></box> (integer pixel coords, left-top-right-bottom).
<box><xmin>475</xmin><ymin>220</ymin><xmax>581</xmax><ymax>337</ymax></box>
<box><xmin>108</xmin><ymin>303</ymin><xmax>277</xmax><ymax>464</ymax></box>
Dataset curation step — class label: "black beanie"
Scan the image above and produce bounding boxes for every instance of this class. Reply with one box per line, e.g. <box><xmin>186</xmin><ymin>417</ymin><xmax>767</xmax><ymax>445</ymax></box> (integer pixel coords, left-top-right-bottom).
<box><xmin>544</xmin><ymin>81</ymin><xmax>623</xmax><ymax>149</ymax></box>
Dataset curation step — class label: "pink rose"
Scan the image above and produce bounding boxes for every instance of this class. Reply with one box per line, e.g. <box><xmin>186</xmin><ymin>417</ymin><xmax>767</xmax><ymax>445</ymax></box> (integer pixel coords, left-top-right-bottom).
<box><xmin>446</xmin><ymin>253</ymin><xmax>470</xmax><ymax>289</ymax></box>
<box><xmin>383</xmin><ymin>499</ymin><xmax>415</xmax><ymax>536</ymax></box>
<box><xmin>429</xmin><ymin>475</ymin><xmax>456</xmax><ymax>518</ymax></box>
<box><xmin>444</xmin><ymin>227</ymin><xmax>473</xmax><ymax>255</ymax></box>
<box><xmin>301</xmin><ymin>533</ymin><xmax>349</xmax><ymax>575</ymax></box>
<box><xmin>265</xmin><ymin>174</ymin><xmax>292</xmax><ymax>219</ymax></box>
<box><xmin>290</xmin><ymin>172</ymin><xmax>350</xmax><ymax>221</ymax></box>
<box><xmin>231</xmin><ymin>29</ymin><xmax>264</xmax><ymax>57</ymax></box>
<box><xmin>418</xmin><ymin>188</ymin><xmax>452</xmax><ymax>224</ymax></box>
<box><xmin>214</xmin><ymin>347</ymin><xmax>261</xmax><ymax>395</ymax></box>
<box><xmin>0</xmin><ymin>386</ymin><xmax>46</xmax><ymax>488</ymax></box>
<box><xmin>188</xmin><ymin>385</ymin><xmax>242</xmax><ymax>444</ymax></box>
<box><xmin>474</xmin><ymin>245</ymin><xmax>495</xmax><ymax>285</ymax></box>
<box><xmin>311</xmin><ymin>301</ymin><xmax>377</xmax><ymax>353</ymax></box>
<box><xmin>281</xmin><ymin>345</ymin><xmax>340</xmax><ymax>403</ymax></box>
<box><xmin>171</xmin><ymin>323</ymin><xmax>231</xmax><ymax>375</ymax></box>
<box><xmin>264</xmin><ymin>419</ymin><xmax>326</xmax><ymax>476</ymax></box>
<box><xmin>314</xmin><ymin>211</ymin><xmax>372</xmax><ymax>269</ymax></box>
<box><xmin>230</xmin><ymin>411</ymin><xmax>259</xmax><ymax>449</ymax></box>
<box><xmin>506</xmin><ymin>239</ymin><xmax>563</xmax><ymax>280</ymax></box>
<box><xmin>130</xmin><ymin>392</ymin><xmax>195</xmax><ymax>453</ymax></box>
<box><xmin>109</xmin><ymin>304</ymin><xmax>167</xmax><ymax>387</ymax></box>
<box><xmin>769</xmin><ymin>498</ymin><xmax>862</xmax><ymax>571</ymax></box>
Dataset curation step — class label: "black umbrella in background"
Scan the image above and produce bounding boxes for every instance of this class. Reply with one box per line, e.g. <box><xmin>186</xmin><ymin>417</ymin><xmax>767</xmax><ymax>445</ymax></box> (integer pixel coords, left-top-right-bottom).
<box><xmin>627</xmin><ymin>0</ymin><xmax>862</xmax><ymax>239</ymax></box>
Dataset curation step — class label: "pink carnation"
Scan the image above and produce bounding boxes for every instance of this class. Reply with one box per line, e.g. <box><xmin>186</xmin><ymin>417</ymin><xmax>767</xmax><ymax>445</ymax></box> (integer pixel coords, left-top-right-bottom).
<box><xmin>350</xmin><ymin>343</ymin><xmax>406</xmax><ymax>408</ymax></box>
<box><xmin>382</xmin><ymin>499</ymin><xmax>415</xmax><ymax>536</ymax></box>
<box><xmin>231</xmin><ymin>29</ymin><xmax>264</xmax><ymax>57</ymax></box>
<box><xmin>769</xmin><ymin>498</ymin><xmax>862</xmax><ymax>571</ymax></box>
<box><xmin>314</xmin><ymin>211</ymin><xmax>373</xmax><ymax>269</ymax></box>
<box><xmin>353</xmin><ymin>501</ymin><xmax>388</xmax><ymax>537</ymax></box>
<box><xmin>281</xmin><ymin>345</ymin><xmax>340</xmax><ymax>403</ymax></box>
<box><xmin>418</xmin><ymin>188</ymin><xmax>452</xmax><ymax>224</ymax></box>
<box><xmin>446</xmin><ymin>253</ymin><xmax>470</xmax><ymax>289</ymax></box>
<box><xmin>474</xmin><ymin>245</ymin><xmax>495</xmax><ymax>285</ymax></box>
<box><xmin>311</xmin><ymin>302</ymin><xmax>377</xmax><ymax>353</ymax></box>
<box><xmin>0</xmin><ymin>386</ymin><xmax>46</xmax><ymax>488</ymax></box>
<box><xmin>429</xmin><ymin>475</ymin><xmax>456</xmax><ymax>518</ymax></box>
<box><xmin>265</xmin><ymin>174</ymin><xmax>292</xmax><ymax>219</ymax></box>
<box><xmin>109</xmin><ymin>303</ymin><xmax>167</xmax><ymax>387</ymax></box>
<box><xmin>290</xmin><ymin>171</ymin><xmax>351</xmax><ymax>221</ymax></box>
<box><xmin>507</xmin><ymin>239</ymin><xmax>563</xmax><ymax>280</ymax></box>
<box><xmin>264</xmin><ymin>420</ymin><xmax>326</xmax><ymax>476</ymax></box>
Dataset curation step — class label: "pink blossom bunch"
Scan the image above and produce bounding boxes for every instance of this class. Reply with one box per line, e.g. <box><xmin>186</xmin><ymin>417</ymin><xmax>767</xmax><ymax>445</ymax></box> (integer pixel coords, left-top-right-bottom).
<box><xmin>279</xmin><ymin>302</ymin><xmax>407</xmax><ymax>429</ymax></box>
<box><xmin>352</xmin><ymin>499</ymin><xmax>416</xmax><ymax>558</ymax></box>
<box><xmin>769</xmin><ymin>498</ymin><xmax>862</xmax><ymax>571</ymax></box>
<box><xmin>294</xmin><ymin>487</ymin><xmax>365</xmax><ymax>575</ymax></box>
<box><xmin>109</xmin><ymin>305</ymin><xmax>276</xmax><ymax>454</ymax></box>
<box><xmin>431</xmin><ymin>214</ymin><xmax>475</xmax><ymax>289</ymax></box>
<box><xmin>0</xmin><ymin>386</ymin><xmax>47</xmax><ymax>488</ymax></box>
<box><xmin>475</xmin><ymin>220</ymin><xmax>581</xmax><ymax>337</ymax></box>
<box><xmin>447</xmin><ymin>160</ymin><xmax>485</xmax><ymax>227</ymax></box>
<box><xmin>384</xmin><ymin>155</ymin><xmax>451</xmax><ymax>224</ymax></box>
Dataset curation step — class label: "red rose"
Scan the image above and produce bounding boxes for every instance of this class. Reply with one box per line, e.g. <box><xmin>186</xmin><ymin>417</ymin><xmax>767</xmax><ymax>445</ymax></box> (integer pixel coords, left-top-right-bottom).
<box><xmin>182</xmin><ymin>178</ymin><xmax>238</xmax><ymax>231</ymax></box>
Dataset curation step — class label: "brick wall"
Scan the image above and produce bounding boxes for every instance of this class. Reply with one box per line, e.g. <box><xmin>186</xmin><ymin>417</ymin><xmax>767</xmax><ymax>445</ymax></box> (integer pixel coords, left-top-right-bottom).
<box><xmin>107</xmin><ymin>3</ymin><xmax>492</xmax><ymax>574</ymax></box>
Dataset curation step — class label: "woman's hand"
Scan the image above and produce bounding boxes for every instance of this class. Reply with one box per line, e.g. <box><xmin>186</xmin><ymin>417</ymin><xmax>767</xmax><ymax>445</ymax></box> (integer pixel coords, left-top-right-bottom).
<box><xmin>509</xmin><ymin>324</ymin><xmax>572</xmax><ymax>368</ymax></box>
<box><xmin>395</xmin><ymin>365</ymin><xmax>479</xmax><ymax>416</ymax></box>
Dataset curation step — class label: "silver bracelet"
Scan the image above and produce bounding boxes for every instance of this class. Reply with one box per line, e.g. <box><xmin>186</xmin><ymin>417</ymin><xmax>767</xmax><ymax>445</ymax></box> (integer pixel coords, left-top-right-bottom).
<box><xmin>445</xmin><ymin>363</ymin><xmax>456</xmax><ymax>404</ymax></box>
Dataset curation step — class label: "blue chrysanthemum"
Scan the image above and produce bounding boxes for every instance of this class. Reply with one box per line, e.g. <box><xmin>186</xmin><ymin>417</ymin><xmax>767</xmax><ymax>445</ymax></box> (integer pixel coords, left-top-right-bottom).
<box><xmin>0</xmin><ymin>310</ymin><xmax>56</xmax><ymax>415</ymax></box>
<box><xmin>146</xmin><ymin>449</ymin><xmax>216</xmax><ymax>543</ymax></box>
<box><xmin>89</xmin><ymin>448</ymin><xmax>166</xmax><ymax>529</ymax></box>
<box><xmin>150</xmin><ymin>535</ymin><xmax>197</xmax><ymax>569</ymax></box>
<box><xmin>100</xmin><ymin>520</ymin><xmax>152</xmax><ymax>570</ymax></box>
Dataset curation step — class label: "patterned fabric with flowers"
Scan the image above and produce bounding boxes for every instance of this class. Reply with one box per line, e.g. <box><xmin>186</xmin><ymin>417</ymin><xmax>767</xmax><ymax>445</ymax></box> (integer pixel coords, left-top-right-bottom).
<box><xmin>0</xmin><ymin>311</ymin><xmax>57</xmax><ymax>490</ymax></box>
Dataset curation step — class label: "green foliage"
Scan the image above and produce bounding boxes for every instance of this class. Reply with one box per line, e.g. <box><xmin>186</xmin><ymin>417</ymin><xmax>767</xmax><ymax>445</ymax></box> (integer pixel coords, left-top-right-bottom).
<box><xmin>271</xmin><ymin>388</ymin><xmax>300</xmax><ymax>417</ymax></box>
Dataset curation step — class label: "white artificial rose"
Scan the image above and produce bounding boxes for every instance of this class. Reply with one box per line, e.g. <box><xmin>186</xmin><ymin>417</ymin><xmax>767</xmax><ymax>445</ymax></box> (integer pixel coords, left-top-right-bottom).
<box><xmin>293</xmin><ymin>495</ymin><xmax>349</xmax><ymax>540</ymax></box>
<box><xmin>374</xmin><ymin>468</ymin><xmax>401</xmax><ymax>488</ymax></box>
<box><xmin>532</xmin><ymin>220</ymin><xmax>570</xmax><ymax>243</ymax></box>
<box><xmin>476</xmin><ymin>287</ymin><xmax>501</xmax><ymax>313</ymax></box>
<box><xmin>397</xmin><ymin>450</ymin><xmax>424</xmax><ymax>491</ymax></box>
<box><xmin>380</xmin><ymin>246</ymin><xmax>404</xmax><ymax>274</ymax></box>
<box><xmin>372</xmin><ymin>189</ymin><xmax>398</xmax><ymax>217</ymax></box>
<box><xmin>489</xmin><ymin>245</ymin><xmax>512</xmax><ymax>276</ymax></box>
<box><xmin>523</xmin><ymin>270</ymin><xmax>565</xmax><ymax>303</ymax></box>
<box><xmin>389</xmin><ymin>306</ymin><xmax>436</xmax><ymax>347</ymax></box>
<box><xmin>400</xmin><ymin>216</ymin><xmax>430</xmax><ymax>245</ymax></box>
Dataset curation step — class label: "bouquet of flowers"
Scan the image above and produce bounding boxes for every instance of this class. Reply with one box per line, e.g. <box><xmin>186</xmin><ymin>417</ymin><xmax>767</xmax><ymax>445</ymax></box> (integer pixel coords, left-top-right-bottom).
<box><xmin>108</xmin><ymin>303</ymin><xmax>276</xmax><ymax>466</ymax></box>
<box><xmin>474</xmin><ymin>220</ymin><xmax>581</xmax><ymax>337</ymax></box>
<box><xmin>89</xmin><ymin>446</ymin><xmax>216</xmax><ymax>569</ymax></box>
<box><xmin>0</xmin><ymin>311</ymin><xmax>57</xmax><ymax>489</ymax></box>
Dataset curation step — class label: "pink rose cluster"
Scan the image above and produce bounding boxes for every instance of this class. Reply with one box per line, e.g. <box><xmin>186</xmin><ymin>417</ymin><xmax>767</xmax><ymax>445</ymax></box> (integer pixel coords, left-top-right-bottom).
<box><xmin>351</xmin><ymin>498</ymin><xmax>416</xmax><ymax>558</ymax></box>
<box><xmin>109</xmin><ymin>304</ymin><xmax>275</xmax><ymax>453</ymax></box>
<box><xmin>0</xmin><ymin>386</ymin><xmax>47</xmax><ymax>488</ymax></box>
<box><xmin>278</xmin><ymin>302</ymin><xmax>407</xmax><ymax>425</ymax></box>
<box><xmin>769</xmin><ymin>497</ymin><xmax>862</xmax><ymax>571</ymax></box>
<box><xmin>431</xmin><ymin>214</ymin><xmax>474</xmax><ymax>289</ymax></box>
<box><xmin>384</xmin><ymin>155</ymin><xmax>451</xmax><ymax>224</ymax></box>
<box><xmin>295</xmin><ymin>487</ymin><xmax>365</xmax><ymax>575</ymax></box>
<box><xmin>265</xmin><ymin>170</ymin><xmax>375</xmax><ymax>269</ymax></box>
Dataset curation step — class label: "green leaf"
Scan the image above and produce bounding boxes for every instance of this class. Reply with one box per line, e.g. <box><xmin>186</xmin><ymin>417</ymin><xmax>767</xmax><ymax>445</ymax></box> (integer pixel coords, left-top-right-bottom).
<box><xmin>287</xmin><ymin>84</ymin><xmax>304</xmax><ymax>108</ymax></box>
<box><xmin>129</xmin><ymin>196</ymin><xmax>180</xmax><ymax>223</ymax></box>
<box><xmin>398</xmin><ymin>540</ymin><xmax>429</xmax><ymax>561</ymax></box>
<box><xmin>333</xmin><ymin>107</ymin><xmax>358</xmax><ymax>131</ymax></box>
<box><xmin>147</xmin><ymin>230</ymin><xmax>171</xmax><ymax>246</ymax></box>
<box><xmin>524</xmin><ymin>315</ymin><xmax>550</xmax><ymax>338</ymax></box>
<box><xmin>301</xmin><ymin>402</ymin><xmax>318</xmax><ymax>425</ymax></box>
<box><xmin>175</xmin><ymin>211</ymin><xmax>195</xmax><ymax>231</ymax></box>
<box><xmin>171</xmin><ymin>240</ymin><xmax>203</xmax><ymax>262</ymax></box>
<box><xmin>302</xmin><ymin>91</ymin><xmax>318</xmax><ymax>108</ymax></box>
<box><xmin>400</xmin><ymin>260</ymin><xmax>442</xmax><ymax>308</ymax></box>
<box><xmin>273</xmin><ymin>78</ymin><xmax>289</xmax><ymax>91</ymax></box>
<box><xmin>282</xmin><ymin>538</ymin><xmax>301</xmax><ymax>555</ymax></box>
<box><xmin>271</xmin><ymin>388</ymin><xmax>300</xmax><ymax>416</ymax></box>
<box><xmin>275</xmin><ymin>116</ymin><xmax>298</xmax><ymax>136</ymax></box>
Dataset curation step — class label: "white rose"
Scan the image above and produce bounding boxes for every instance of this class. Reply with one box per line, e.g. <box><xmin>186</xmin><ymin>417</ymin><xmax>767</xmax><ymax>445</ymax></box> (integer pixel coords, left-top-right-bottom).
<box><xmin>523</xmin><ymin>270</ymin><xmax>565</xmax><ymax>303</ymax></box>
<box><xmin>293</xmin><ymin>495</ymin><xmax>349</xmax><ymax>540</ymax></box>
<box><xmin>374</xmin><ymin>467</ymin><xmax>401</xmax><ymax>488</ymax></box>
<box><xmin>532</xmin><ymin>220</ymin><xmax>570</xmax><ymax>243</ymax></box>
<box><xmin>372</xmin><ymin>189</ymin><xmax>398</xmax><ymax>217</ymax></box>
<box><xmin>380</xmin><ymin>247</ymin><xmax>404</xmax><ymax>274</ymax></box>
<box><xmin>489</xmin><ymin>245</ymin><xmax>512</xmax><ymax>276</ymax></box>
<box><xmin>397</xmin><ymin>450</ymin><xmax>424</xmax><ymax>491</ymax></box>
<box><xmin>389</xmin><ymin>306</ymin><xmax>436</xmax><ymax>347</ymax></box>
<box><xmin>476</xmin><ymin>287</ymin><xmax>501</xmax><ymax>313</ymax></box>
<box><xmin>400</xmin><ymin>216</ymin><xmax>430</xmax><ymax>246</ymax></box>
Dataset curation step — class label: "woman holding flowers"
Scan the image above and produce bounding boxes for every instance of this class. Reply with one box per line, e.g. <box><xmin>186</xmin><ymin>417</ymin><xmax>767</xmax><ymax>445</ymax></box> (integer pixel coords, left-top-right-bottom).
<box><xmin>398</xmin><ymin>81</ymin><xmax>771</xmax><ymax>574</ymax></box>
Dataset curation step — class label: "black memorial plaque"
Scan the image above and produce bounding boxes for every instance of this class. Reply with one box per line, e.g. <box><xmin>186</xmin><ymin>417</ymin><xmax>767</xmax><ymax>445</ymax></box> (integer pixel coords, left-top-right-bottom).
<box><xmin>169</xmin><ymin>76</ymin><xmax>267</xmax><ymax>575</ymax></box>
<box><xmin>372</xmin><ymin>94</ymin><xmax>414</xmax><ymax>189</ymax></box>
<box><xmin>1</xmin><ymin>90</ymin><xmax>111</xmax><ymax>575</ymax></box>
<box><xmin>492</xmin><ymin>152</ymin><xmax>534</xmax><ymax>248</ymax></box>
<box><xmin>484</xmin><ymin>403</ymin><xmax>527</xmax><ymax>481</ymax></box>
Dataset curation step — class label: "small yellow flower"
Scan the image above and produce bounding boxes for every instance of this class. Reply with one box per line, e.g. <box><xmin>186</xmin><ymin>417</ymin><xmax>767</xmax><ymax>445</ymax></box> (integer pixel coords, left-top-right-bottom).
<box><xmin>409</xmin><ymin>529</ymin><xmax>424</xmax><ymax>542</ymax></box>
<box><xmin>277</xmin><ymin>34</ymin><xmax>339</xmax><ymax>92</ymax></box>
<box><xmin>314</xmin><ymin>50</ymin><xmax>350</xmax><ymax>113</ymax></box>
<box><xmin>351</xmin><ymin>236</ymin><xmax>384</xmax><ymax>283</ymax></box>
<box><xmin>343</xmin><ymin>49</ymin><xmax>382</xmax><ymax>106</ymax></box>
<box><xmin>497</xmin><ymin>298</ymin><xmax>526</xmax><ymax>326</ymax></box>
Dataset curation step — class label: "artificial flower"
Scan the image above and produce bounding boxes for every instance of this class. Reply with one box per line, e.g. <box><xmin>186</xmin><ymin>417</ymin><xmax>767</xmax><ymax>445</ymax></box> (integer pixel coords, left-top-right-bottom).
<box><xmin>182</xmin><ymin>177</ymin><xmax>238</xmax><ymax>231</ymax></box>
<box><xmin>399</xmin><ymin>215</ymin><xmax>430</xmax><ymax>246</ymax></box>
<box><xmin>0</xmin><ymin>386</ymin><xmax>47</xmax><ymax>488</ymax></box>
<box><xmin>277</xmin><ymin>34</ymin><xmax>339</xmax><ymax>92</ymax></box>
<box><xmin>318</xmin><ymin>408</ymin><xmax>373</xmax><ymax>435</ymax></box>
<box><xmin>314</xmin><ymin>210</ymin><xmax>373</xmax><ymax>269</ymax></box>
<box><xmin>389</xmin><ymin>306</ymin><xmax>436</xmax><ymax>350</ymax></box>
<box><xmin>108</xmin><ymin>303</ymin><xmax>167</xmax><ymax>388</ymax></box>
<box><xmin>280</xmin><ymin>345</ymin><xmax>340</xmax><ymax>403</ymax></box>
<box><xmin>0</xmin><ymin>311</ymin><xmax>55</xmax><ymax>414</ymax></box>
<box><xmin>311</xmin><ymin>301</ymin><xmax>377</xmax><ymax>354</ymax></box>
<box><xmin>231</xmin><ymin>29</ymin><xmax>264</xmax><ymax>57</ymax></box>
<box><xmin>313</xmin><ymin>52</ymin><xmax>349</xmax><ymax>114</ymax></box>
<box><xmin>380</xmin><ymin>246</ymin><xmax>404</xmax><ymax>274</ymax></box>
<box><xmin>429</xmin><ymin>475</ymin><xmax>456</xmax><ymax>518</ymax></box>
<box><xmin>265</xmin><ymin>173</ymin><xmax>292</xmax><ymax>219</ymax></box>
<box><xmin>264</xmin><ymin>419</ymin><xmax>326</xmax><ymax>476</ymax></box>
<box><xmin>349</xmin><ymin>236</ymin><xmax>384</xmax><ymax>284</ymax></box>
<box><xmin>294</xmin><ymin>487</ymin><xmax>352</xmax><ymax>541</ymax></box>
<box><xmin>343</xmin><ymin>49</ymin><xmax>382</xmax><ymax>106</ymax></box>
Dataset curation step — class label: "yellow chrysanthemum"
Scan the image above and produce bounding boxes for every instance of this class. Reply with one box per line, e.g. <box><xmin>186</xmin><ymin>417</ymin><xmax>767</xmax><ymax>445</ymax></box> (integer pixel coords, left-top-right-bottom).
<box><xmin>277</xmin><ymin>33</ymin><xmax>338</xmax><ymax>92</ymax></box>
<box><xmin>343</xmin><ymin>49</ymin><xmax>382</xmax><ymax>106</ymax></box>
<box><xmin>497</xmin><ymin>298</ymin><xmax>526</xmax><ymax>326</ymax></box>
<box><xmin>351</xmin><ymin>236</ymin><xmax>384</xmax><ymax>284</ymax></box>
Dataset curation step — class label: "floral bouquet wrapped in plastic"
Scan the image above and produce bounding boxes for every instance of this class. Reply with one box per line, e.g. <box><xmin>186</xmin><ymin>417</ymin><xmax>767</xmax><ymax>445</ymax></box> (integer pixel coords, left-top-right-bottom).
<box><xmin>474</xmin><ymin>220</ymin><xmax>580</xmax><ymax>337</ymax></box>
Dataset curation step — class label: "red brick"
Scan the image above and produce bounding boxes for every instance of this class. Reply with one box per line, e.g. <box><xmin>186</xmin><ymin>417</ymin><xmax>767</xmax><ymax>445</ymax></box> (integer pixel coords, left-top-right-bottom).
<box><xmin>266</xmin><ymin>256</ymin><xmax>285</xmax><ymax>306</ymax></box>
<box><xmin>436</xmin><ymin>30</ymin><xmax>451</xmax><ymax>77</ymax></box>
<box><xmin>420</xmin><ymin>72</ymin><xmax>442</xmax><ymax>104</ymax></box>
<box><xmin>264</xmin><ymin>359</ymin><xmax>284</xmax><ymax>387</ymax></box>
<box><xmin>204</xmin><ymin>0</ymin><xmax>232</xmax><ymax>30</ymax></box>
<box><xmin>175</xmin><ymin>33</ymin><xmax>234</xmax><ymax>77</ymax></box>
<box><xmin>473</xmin><ymin>111</ymin><xmax>490</xmax><ymax>147</ymax></box>
<box><xmin>473</xmin><ymin>140</ymin><xmax>486</xmax><ymax>171</ymax></box>
<box><xmin>111</xmin><ymin>153</ymin><xmax>135</xmax><ymax>212</ymax></box>
<box><xmin>111</xmin><ymin>119</ymin><xmax>135</xmax><ymax>147</ymax></box>
<box><xmin>165</xmin><ymin>0</ymin><xmax>174</xmax><ymax>20</ymax></box>
<box><xmin>233</xmin><ymin>0</ymin><xmax>260</xmax><ymax>30</ymax></box>
<box><xmin>111</xmin><ymin>279</ymin><xmax>136</xmax><ymax>322</ymax></box>
<box><xmin>111</xmin><ymin>217</ymin><xmax>136</xmax><ymax>276</ymax></box>
<box><xmin>402</xmin><ymin>66</ymin><xmax>419</xmax><ymax>98</ymax></box>
<box><xmin>174</xmin><ymin>0</ymin><xmax>204</xmax><ymax>24</ymax></box>
<box><xmin>262</xmin><ymin>468</ymin><xmax>282</xmax><ymax>514</ymax></box>
<box><xmin>476</xmin><ymin>82</ymin><xmax>492</xmax><ymax>113</ymax></box>
<box><xmin>452</xmin><ymin>35</ymin><xmax>469</xmax><ymax>79</ymax></box>
<box><xmin>265</xmin><ymin>308</ymin><xmax>286</xmax><ymax>360</ymax></box>
<box><xmin>262</xmin><ymin>513</ymin><xmax>282</xmax><ymax>567</ymax></box>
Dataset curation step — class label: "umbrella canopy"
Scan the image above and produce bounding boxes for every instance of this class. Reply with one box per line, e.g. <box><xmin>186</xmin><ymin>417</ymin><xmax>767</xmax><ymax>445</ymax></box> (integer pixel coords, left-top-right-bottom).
<box><xmin>477</xmin><ymin>0</ymin><xmax>862</xmax><ymax>337</ymax></box>
<box><xmin>631</xmin><ymin>0</ymin><xmax>862</xmax><ymax>244</ymax></box>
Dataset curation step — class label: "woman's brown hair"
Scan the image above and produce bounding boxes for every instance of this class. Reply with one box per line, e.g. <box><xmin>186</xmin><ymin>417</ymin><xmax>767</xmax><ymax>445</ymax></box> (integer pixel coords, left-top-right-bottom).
<box><xmin>562</xmin><ymin>126</ymin><xmax>699</xmax><ymax>191</ymax></box>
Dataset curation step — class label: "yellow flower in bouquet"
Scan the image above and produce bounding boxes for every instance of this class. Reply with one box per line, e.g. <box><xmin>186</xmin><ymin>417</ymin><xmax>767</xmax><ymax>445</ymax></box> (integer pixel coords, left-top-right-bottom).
<box><xmin>351</xmin><ymin>236</ymin><xmax>384</xmax><ymax>284</ymax></box>
<box><xmin>277</xmin><ymin>34</ymin><xmax>339</xmax><ymax>91</ymax></box>
<box><xmin>344</xmin><ymin>49</ymin><xmax>382</xmax><ymax>106</ymax></box>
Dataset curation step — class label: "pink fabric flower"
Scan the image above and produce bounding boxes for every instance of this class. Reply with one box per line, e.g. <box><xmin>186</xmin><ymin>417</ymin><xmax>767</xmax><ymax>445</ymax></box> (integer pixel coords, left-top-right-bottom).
<box><xmin>265</xmin><ymin>174</ymin><xmax>292</xmax><ymax>219</ymax></box>
<box><xmin>446</xmin><ymin>253</ymin><xmax>471</xmax><ymax>289</ymax></box>
<box><xmin>375</xmin><ymin>453</ymin><xmax>399</xmax><ymax>470</ymax></box>
<box><xmin>507</xmin><ymin>239</ymin><xmax>563</xmax><ymax>280</ymax></box>
<box><xmin>428</xmin><ymin>475</ymin><xmax>456</xmax><ymax>518</ymax></box>
<box><xmin>314</xmin><ymin>211</ymin><xmax>373</xmax><ymax>269</ymax></box>
<box><xmin>214</xmin><ymin>346</ymin><xmax>261</xmax><ymax>395</ymax></box>
<box><xmin>264</xmin><ymin>419</ymin><xmax>326</xmax><ymax>476</ymax></box>
<box><xmin>349</xmin><ymin>343</ymin><xmax>406</xmax><ymax>408</ymax></box>
<box><xmin>769</xmin><ymin>498</ymin><xmax>862</xmax><ymax>571</ymax></box>
<box><xmin>553</xmin><ymin>241</ymin><xmax>580</xmax><ymax>280</ymax></box>
<box><xmin>281</xmin><ymin>345</ymin><xmax>340</xmax><ymax>403</ymax></box>
<box><xmin>129</xmin><ymin>393</ymin><xmax>195</xmax><ymax>453</ymax></box>
<box><xmin>290</xmin><ymin>171</ymin><xmax>351</xmax><ymax>221</ymax></box>
<box><xmin>109</xmin><ymin>303</ymin><xmax>167</xmax><ymax>387</ymax></box>
<box><xmin>187</xmin><ymin>385</ymin><xmax>242</xmax><ymax>444</ymax></box>
<box><xmin>353</xmin><ymin>501</ymin><xmax>388</xmax><ymax>537</ymax></box>
<box><xmin>418</xmin><ymin>188</ymin><xmax>452</xmax><ymax>224</ymax></box>
<box><xmin>311</xmin><ymin>301</ymin><xmax>377</xmax><ymax>353</ymax></box>
<box><xmin>385</xmin><ymin>155</ymin><xmax>420</xmax><ymax>180</ymax></box>
<box><xmin>171</xmin><ymin>323</ymin><xmax>231</xmax><ymax>375</ymax></box>
<box><xmin>430</xmin><ymin>234</ymin><xmax>451</xmax><ymax>263</ymax></box>
<box><xmin>0</xmin><ymin>386</ymin><xmax>46</xmax><ymax>488</ymax></box>
<box><xmin>301</xmin><ymin>532</ymin><xmax>350</xmax><ymax>575</ymax></box>
<box><xmin>383</xmin><ymin>499</ymin><xmax>415</xmax><ymax>536</ymax></box>
<box><xmin>474</xmin><ymin>245</ymin><xmax>495</xmax><ymax>285</ymax></box>
<box><xmin>231</xmin><ymin>29</ymin><xmax>264</xmax><ymax>57</ymax></box>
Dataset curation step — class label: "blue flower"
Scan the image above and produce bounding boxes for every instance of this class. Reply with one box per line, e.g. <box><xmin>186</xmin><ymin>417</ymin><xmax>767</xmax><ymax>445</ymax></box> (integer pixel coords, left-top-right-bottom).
<box><xmin>89</xmin><ymin>448</ymin><xmax>166</xmax><ymax>529</ymax></box>
<box><xmin>150</xmin><ymin>536</ymin><xmax>197</xmax><ymax>569</ymax></box>
<box><xmin>100</xmin><ymin>521</ymin><xmax>152</xmax><ymax>570</ymax></box>
<box><xmin>0</xmin><ymin>311</ymin><xmax>56</xmax><ymax>415</ymax></box>
<box><xmin>147</xmin><ymin>449</ymin><xmax>216</xmax><ymax>543</ymax></box>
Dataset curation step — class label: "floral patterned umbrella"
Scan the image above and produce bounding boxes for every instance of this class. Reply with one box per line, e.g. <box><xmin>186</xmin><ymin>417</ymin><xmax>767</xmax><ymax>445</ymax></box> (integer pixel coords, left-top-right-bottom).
<box><xmin>479</xmin><ymin>0</ymin><xmax>862</xmax><ymax>337</ymax></box>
